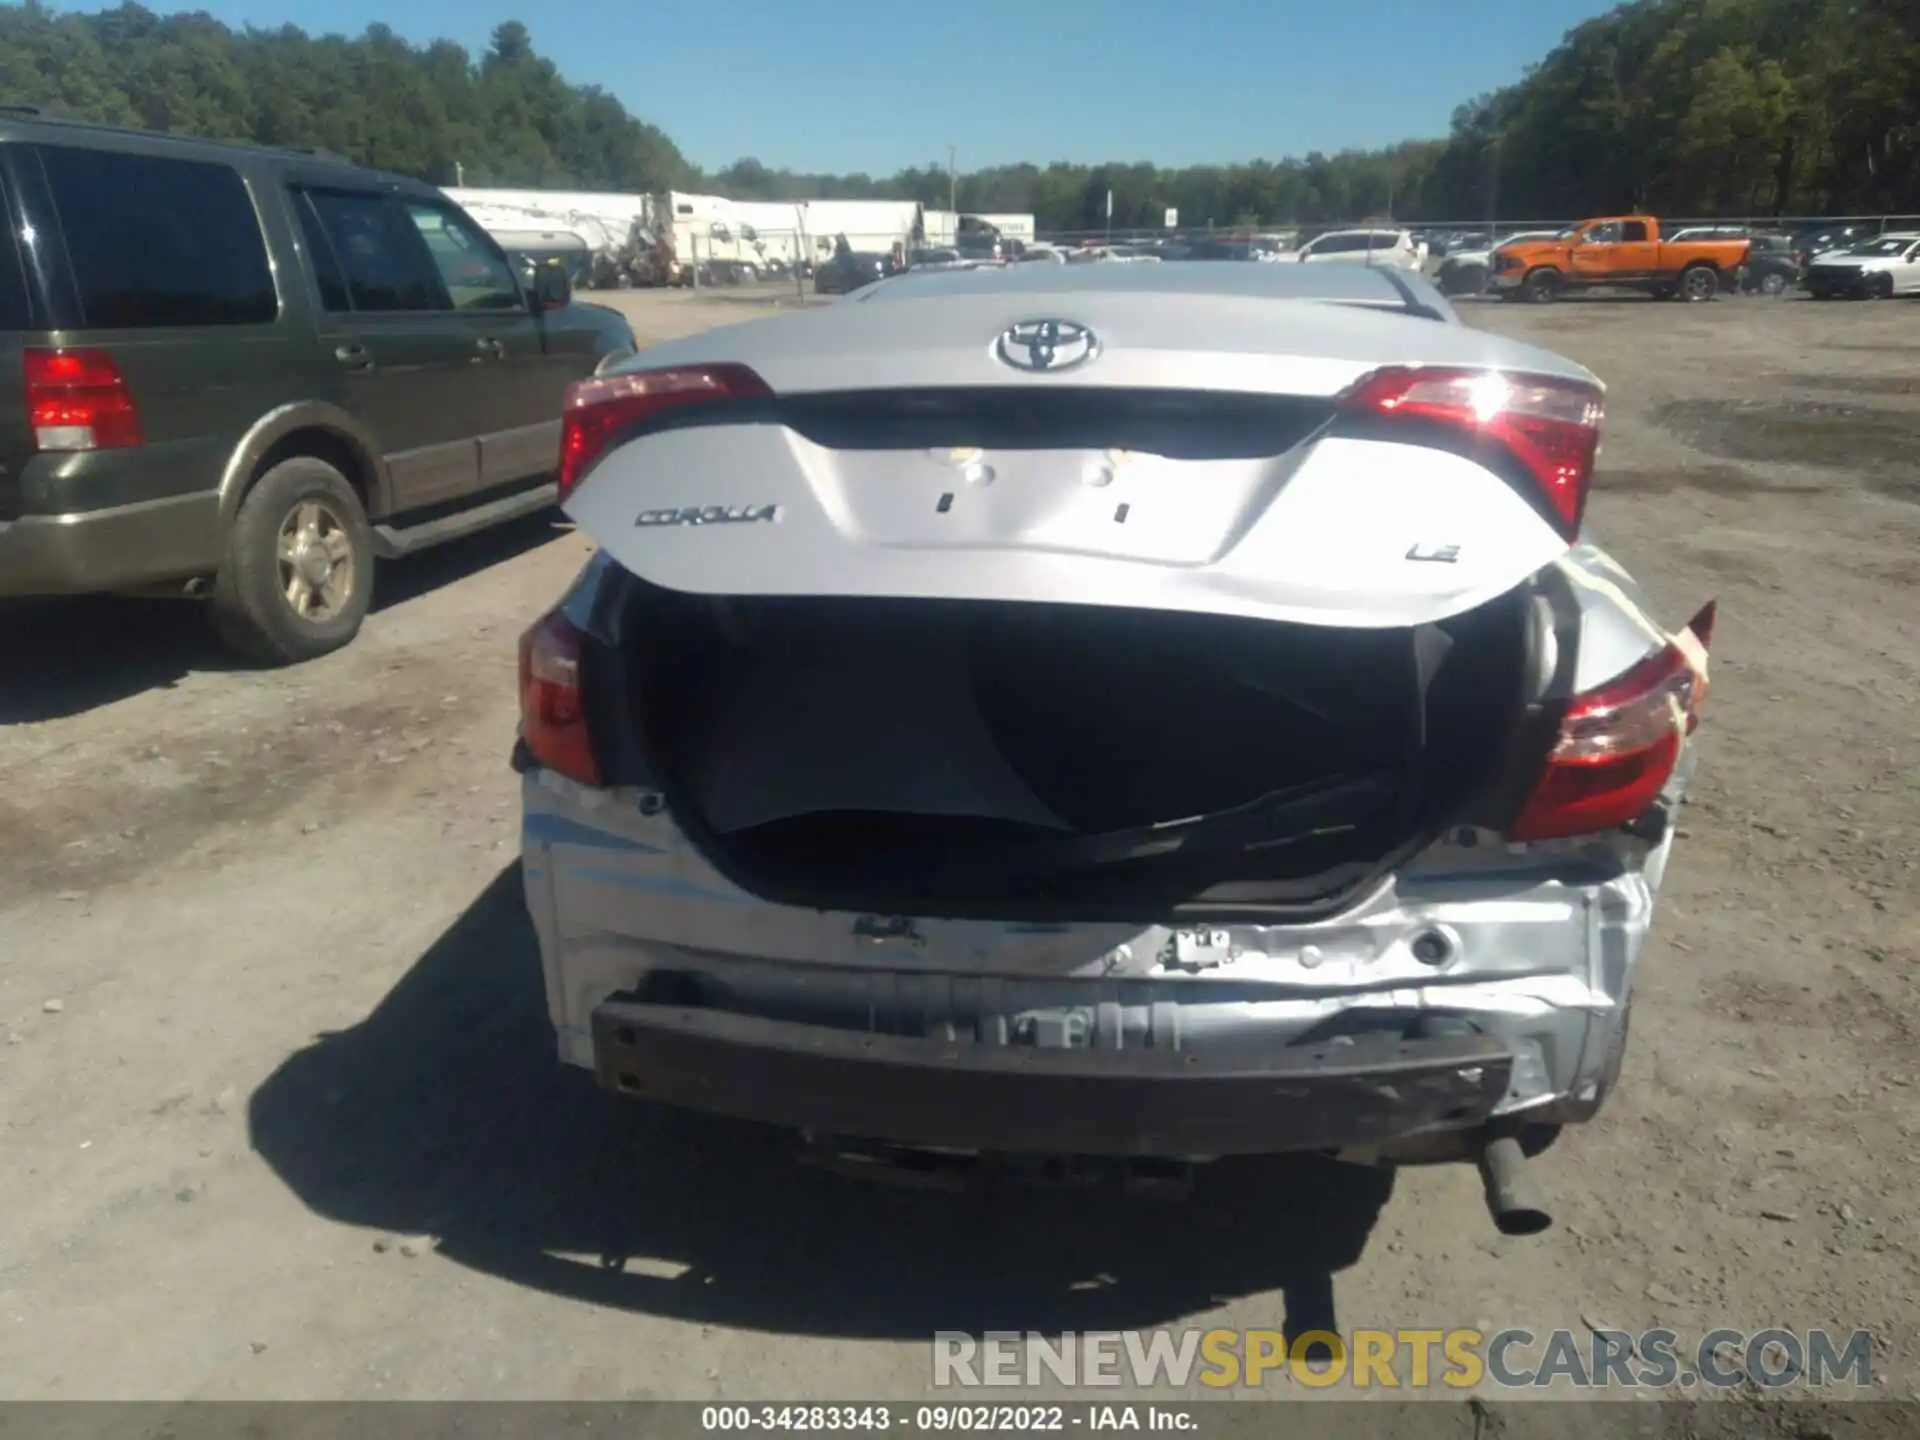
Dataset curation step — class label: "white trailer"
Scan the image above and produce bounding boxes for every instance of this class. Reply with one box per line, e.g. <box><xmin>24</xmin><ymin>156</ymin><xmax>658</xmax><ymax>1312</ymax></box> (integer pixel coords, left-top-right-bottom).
<box><xmin>442</xmin><ymin>187</ymin><xmax>646</xmax><ymax>287</ymax></box>
<box><xmin>792</xmin><ymin>199</ymin><xmax>921</xmax><ymax>264</ymax></box>
<box><xmin>647</xmin><ymin>193</ymin><xmax>922</xmax><ymax>283</ymax></box>
<box><xmin>918</xmin><ymin>209</ymin><xmax>1037</xmax><ymax>250</ymax></box>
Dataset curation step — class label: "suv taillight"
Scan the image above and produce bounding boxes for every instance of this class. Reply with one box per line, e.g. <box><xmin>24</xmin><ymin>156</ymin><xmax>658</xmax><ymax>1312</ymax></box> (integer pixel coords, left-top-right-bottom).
<box><xmin>25</xmin><ymin>348</ymin><xmax>142</xmax><ymax>452</ymax></box>
<box><xmin>1509</xmin><ymin>602</ymin><xmax>1715</xmax><ymax>841</ymax></box>
<box><xmin>1338</xmin><ymin>366</ymin><xmax>1604</xmax><ymax>537</ymax></box>
<box><xmin>558</xmin><ymin>363</ymin><xmax>773</xmax><ymax>504</ymax></box>
<box><xmin>517</xmin><ymin>611</ymin><xmax>600</xmax><ymax>786</ymax></box>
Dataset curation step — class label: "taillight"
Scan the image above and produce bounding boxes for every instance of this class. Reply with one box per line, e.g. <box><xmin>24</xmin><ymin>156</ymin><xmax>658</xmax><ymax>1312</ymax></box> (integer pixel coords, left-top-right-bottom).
<box><xmin>1509</xmin><ymin>632</ymin><xmax>1708</xmax><ymax>842</ymax></box>
<box><xmin>25</xmin><ymin>348</ymin><xmax>142</xmax><ymax>452</ymax></box>
<box><xmin>1339</xmin><ymin>367</ymin><xmax>1603</xmax><ymax>537</ymax></box>
<box><xmin>517</xmin><ymin>611</ymin><xmax>600</xmax><ymax>786</ymax></box>
<box><xmin>557</xmin><ymin>363</ymin><xmax>773</xmax><ymax>503</ymax></box>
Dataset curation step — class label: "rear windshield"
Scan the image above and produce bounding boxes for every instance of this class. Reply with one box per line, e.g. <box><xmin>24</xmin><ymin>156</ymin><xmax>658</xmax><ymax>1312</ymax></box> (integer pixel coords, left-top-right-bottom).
<box><xmin>35</xmin><ymin>144</ymin><xmax>277</xmax><ymax>328</ymax></box>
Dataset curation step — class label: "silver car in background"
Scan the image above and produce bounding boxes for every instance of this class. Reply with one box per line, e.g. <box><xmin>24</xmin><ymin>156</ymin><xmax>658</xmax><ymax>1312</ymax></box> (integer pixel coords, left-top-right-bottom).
<box><xmin>516</xmin><ymin>262</ymin><xmax>1715</xmax><ymax>1236</ymax></box>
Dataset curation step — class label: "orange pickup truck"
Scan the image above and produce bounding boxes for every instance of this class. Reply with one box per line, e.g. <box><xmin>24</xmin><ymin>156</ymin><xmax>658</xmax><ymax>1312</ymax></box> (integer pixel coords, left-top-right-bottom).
<box><xmin>1489</xmin><ymin>215</ymin><xmax>1752</xmax><ymax>303</ymax></box>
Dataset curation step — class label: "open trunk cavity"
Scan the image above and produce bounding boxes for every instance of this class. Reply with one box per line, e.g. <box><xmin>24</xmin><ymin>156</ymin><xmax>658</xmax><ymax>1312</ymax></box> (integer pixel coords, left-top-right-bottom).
<box><xmin>623</xmin><ymin>581</ymin><xmax>1537</xmax><ymax>919</ymax></box>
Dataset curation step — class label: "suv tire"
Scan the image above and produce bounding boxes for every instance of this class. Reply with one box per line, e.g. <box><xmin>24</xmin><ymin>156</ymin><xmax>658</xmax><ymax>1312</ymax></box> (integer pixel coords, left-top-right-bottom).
<box><xmin>209</xmin><ymin>457</ymin><xmax>374</xmax><ymax>666</ymax></box>
<box><xmin>1521</xmin><ymin>267</ymin><xmax>1561</xmax><ymax>303</ymax></box>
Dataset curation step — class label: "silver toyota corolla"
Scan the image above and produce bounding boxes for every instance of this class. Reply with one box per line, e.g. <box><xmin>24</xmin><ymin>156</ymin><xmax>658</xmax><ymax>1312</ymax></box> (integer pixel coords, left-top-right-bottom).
<box><xmin>514</xmin><ymin>261</ymin><xmax>1715</xmax><ymax>1235</ymax></box>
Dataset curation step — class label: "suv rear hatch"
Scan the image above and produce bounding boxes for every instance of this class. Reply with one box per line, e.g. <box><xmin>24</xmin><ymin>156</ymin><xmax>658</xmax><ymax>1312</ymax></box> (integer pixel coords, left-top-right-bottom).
<box><xmin>558</xmin><ymin>286</ymin><xmax>1604</xmax><ymax>920</ymax></box>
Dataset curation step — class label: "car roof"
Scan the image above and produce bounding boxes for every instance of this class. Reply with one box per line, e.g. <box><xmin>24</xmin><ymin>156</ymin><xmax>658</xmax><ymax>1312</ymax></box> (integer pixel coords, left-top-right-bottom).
<box><xmin>855</xmin><ymin>254</ymin><xmax>1455</xmax><ymax>319</ymax></box>
<box><xmin>0</xmin><ymin>108</ymin><xmax>435</xmax><ymax>195</ymax></box>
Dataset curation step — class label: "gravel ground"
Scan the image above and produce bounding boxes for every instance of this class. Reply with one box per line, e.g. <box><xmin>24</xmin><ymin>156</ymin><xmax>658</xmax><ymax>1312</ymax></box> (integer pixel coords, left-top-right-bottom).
<box><xmin>0</xmin><ymin>285</ymin><xmax>1915</xmax><ymax>1424</ymax></box>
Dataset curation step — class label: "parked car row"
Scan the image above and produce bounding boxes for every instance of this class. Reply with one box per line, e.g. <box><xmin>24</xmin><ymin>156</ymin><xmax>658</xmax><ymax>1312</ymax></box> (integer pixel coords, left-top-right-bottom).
<box><xmin>1430</xmin><ymin>216</ymin><xmax>1919</xmax><ymax>303</ymax></box>
<box><xmin>818</xmin><ymin>216</ymin><xmax>1920</xmax><ymax>305</ymax></box>
<box><xmin>0</xmin><ymin>109</ymin><xmax>639</xmax><ymax>662</ymax></box>
<box><xmin>992</xmin><ymin>230</ymin><xmax>1429</xmax><ymax>272</ymax></box>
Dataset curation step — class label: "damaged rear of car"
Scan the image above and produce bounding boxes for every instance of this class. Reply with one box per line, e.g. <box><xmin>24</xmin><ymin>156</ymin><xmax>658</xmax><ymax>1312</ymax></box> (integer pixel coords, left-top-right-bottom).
<box><xmin>515</xmin><ymin>262</ymin><xmax>1714</xmax><ymax>1234</ymax></box>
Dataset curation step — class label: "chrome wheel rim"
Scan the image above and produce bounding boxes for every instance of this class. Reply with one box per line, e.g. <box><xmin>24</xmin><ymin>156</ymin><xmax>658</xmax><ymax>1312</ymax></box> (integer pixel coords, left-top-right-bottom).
<box><xmin>276</xmin><ymin>499</ymin><xmax>355</xmax><ymax>623</ymax></box>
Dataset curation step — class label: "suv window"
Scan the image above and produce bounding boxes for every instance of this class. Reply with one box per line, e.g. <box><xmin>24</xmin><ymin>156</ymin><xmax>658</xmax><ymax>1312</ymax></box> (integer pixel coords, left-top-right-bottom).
<box><xmin>404</xmin><ymin>201</ymin><xmax>521</xmax><ymax>311</ymax></box>
<box><xmin>0</xmin><ymin>171</ymin><xmax>29</xmax><ymax>329</ymax></box>
<box><xmin>290</xmin><ymin>192</ymin><xmax>351</xmax><ymax>312</ymax></box>
<box><xmin>300</xmin><ymin>188</ymin><xmax>440</xmax><ymax>312</ymax></box>
<box><xmin>35</xmin><ymin>145</ymin><xmax>276</xmax><ymax>328</ymax></box>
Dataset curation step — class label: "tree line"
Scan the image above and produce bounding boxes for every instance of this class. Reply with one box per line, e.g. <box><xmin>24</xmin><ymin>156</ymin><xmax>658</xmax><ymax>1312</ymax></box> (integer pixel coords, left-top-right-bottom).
<box><xmin>2</xmin><ymin>0</ymin><xmax>1914</xmax><ymax>229</ymax></box>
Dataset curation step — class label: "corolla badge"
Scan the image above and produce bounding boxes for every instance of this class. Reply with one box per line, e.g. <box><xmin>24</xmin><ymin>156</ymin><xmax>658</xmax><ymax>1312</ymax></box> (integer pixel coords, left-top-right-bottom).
<box><xmin>995</xmin><ymin>319</ymin><xmax>1098</xmax><ymax>373</ymax></box>
<box><xmin>635</xmin><ymin>503</ymin><xmax>780</xmax><ymax>528</ymax></box>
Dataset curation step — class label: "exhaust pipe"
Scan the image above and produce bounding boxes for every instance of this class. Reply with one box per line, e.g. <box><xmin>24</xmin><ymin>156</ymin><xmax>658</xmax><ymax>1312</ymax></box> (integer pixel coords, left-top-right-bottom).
<box><xmin>1477</xmin><ymin>1135</ymin><xmax>1551</xmax><ymax>1236</ymax></box>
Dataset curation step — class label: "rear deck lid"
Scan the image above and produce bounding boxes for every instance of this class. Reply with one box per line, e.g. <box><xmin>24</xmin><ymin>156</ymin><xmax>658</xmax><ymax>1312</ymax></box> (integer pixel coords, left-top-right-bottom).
<box><xmin>562</xmin><ymin>278</ymin><xmax>1603</xmax><ymax>629</ymax></box>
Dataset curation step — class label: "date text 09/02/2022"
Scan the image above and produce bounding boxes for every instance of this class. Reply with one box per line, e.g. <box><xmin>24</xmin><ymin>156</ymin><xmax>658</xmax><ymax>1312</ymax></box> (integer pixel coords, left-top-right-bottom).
<box><xmin>701</xmin><ymin>1406</ymin><xmax>1193</xmax><ymax>1432</ymax></box>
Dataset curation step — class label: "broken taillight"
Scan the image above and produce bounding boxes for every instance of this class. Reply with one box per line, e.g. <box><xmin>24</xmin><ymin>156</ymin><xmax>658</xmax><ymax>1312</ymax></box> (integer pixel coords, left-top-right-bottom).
<box><xmin>1510</xmin><ymin>601</ymin><xmax>1715</xmax><ymax>841</ymax></box>
<box><xmin>557</xmin><ymin>363</ymin><xmax>773</xmax><ymax>503</ymax></box>
<box><xmin>25</xmin><ymin>347</ymin><xmax>143</xmax><ymax>452</ymax></box>
<box><xmin>1339</xmin><ymin>366</ymin><xmax>1603</xmax><ymax>537</ymax></box>
<box><xmin>517</xmin><ymin>610</ymin><xmax>600</xmax><ymax>786</ymax></box>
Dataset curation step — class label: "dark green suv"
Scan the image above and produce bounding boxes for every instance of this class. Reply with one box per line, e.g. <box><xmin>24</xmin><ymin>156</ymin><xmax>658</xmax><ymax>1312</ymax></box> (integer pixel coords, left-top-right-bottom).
<box><xmin>0</xmin><ymin>111</ymin><xmax>637</xmax><ymax>663</ymax></box>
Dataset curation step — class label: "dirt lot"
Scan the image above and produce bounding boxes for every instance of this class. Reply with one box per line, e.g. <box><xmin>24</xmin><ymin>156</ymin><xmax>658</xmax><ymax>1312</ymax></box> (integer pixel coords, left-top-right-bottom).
<box><xmin>1</xmin><ymin>285</ymin><xmax>1916</xmax><ymax>1417</ymax></box>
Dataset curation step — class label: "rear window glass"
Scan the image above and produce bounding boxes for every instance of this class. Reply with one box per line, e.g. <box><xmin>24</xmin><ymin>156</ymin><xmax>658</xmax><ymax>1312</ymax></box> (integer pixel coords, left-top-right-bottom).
<box><xmin>0</xmin><ymin>173</ymin><xmax>29</xmax><ymax>330</ymax></box>
<box><xmin>36</xmin><ymin>145</ymin><xmax>277</xmax><ymax>328</ymax></box>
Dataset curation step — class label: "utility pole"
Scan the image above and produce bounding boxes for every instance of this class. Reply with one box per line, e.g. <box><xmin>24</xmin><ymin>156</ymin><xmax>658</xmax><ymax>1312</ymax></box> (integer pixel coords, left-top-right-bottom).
<box><xmin>948</xmin><ymin>146</ymin><xmax>957</xmax><ymax>221</ymax></box>
<box><xmin>1488</xmin><ymin>132</ymin><xmax>1503</xmax><ymax>238</ymax></box>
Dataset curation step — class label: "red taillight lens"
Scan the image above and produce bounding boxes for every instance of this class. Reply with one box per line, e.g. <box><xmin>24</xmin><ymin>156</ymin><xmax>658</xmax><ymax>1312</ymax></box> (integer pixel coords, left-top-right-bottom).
<box><xmin>556</xmin><ymin>363</ymin><xmax>772</xmax><ymax>503</ymax></box>
<box><xmin>1340</xmin><ymin>366</ymin><xmax>1603</xmax><ymax>537</ymax></box>
<box><xmin>25</xmin><ymin>347</ymin><xmax>143</xmax><ymax>452</ymax></box>
<box><xmin>1510</xmin><ymin>642</ymin><xmax>1702</xmax><ymax>841</ymax></box>
<box><xmin>517</xmin><ymin>611</ymin><xmax>600</xmax><ymax>786</ymax></box>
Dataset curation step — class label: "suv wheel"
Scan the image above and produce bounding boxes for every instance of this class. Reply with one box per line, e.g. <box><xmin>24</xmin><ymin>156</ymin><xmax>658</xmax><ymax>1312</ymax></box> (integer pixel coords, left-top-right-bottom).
<box><xmin>1758</xmin><ymin>271</ymin><xmax>1788</xmax><ymax>296</ymax></box>
<box><xmin>209</xmin><ymin>457</ymin><xmax>374</xmax><ymax>665</ymax></box>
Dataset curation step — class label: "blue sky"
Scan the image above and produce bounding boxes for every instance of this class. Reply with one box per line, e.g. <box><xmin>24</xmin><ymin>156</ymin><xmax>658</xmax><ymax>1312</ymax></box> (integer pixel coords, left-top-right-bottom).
<box><xmin>172</xmin><ymin>0</ymin><xmax>1614</xmax><ymax>174</ymax></box>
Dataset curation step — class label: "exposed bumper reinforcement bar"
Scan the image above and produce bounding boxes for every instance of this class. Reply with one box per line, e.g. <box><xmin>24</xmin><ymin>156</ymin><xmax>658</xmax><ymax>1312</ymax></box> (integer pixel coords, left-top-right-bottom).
<box><xmin>591</xmin><ymin>999</ymin><xmax>1515</xmax><ymax>1158</ymax></box>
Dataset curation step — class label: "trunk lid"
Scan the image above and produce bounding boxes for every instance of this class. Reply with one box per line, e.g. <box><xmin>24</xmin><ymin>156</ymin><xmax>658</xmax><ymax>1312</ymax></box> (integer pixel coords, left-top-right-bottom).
<box><xmin>562</xmin><ymin>282</ymin><xmax>1595</xmax><ymax>630</ymax></box>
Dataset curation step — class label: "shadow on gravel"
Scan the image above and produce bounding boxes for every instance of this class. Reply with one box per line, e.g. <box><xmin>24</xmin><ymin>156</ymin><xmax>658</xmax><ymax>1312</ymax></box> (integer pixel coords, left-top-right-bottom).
<box><xmin>0</xmin><ymin>595</ymin><xmax>240</xmax><ymax>725</ymax></box>
<box><xmin>0</xmin><ymin>511</ymin><xmax>571</xmax><ymax>724</ymax></box>
<box><xmin>250</xmin><ymin>863</ymin><xmax>1395</xmax><ymax>1341</ymax></box>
